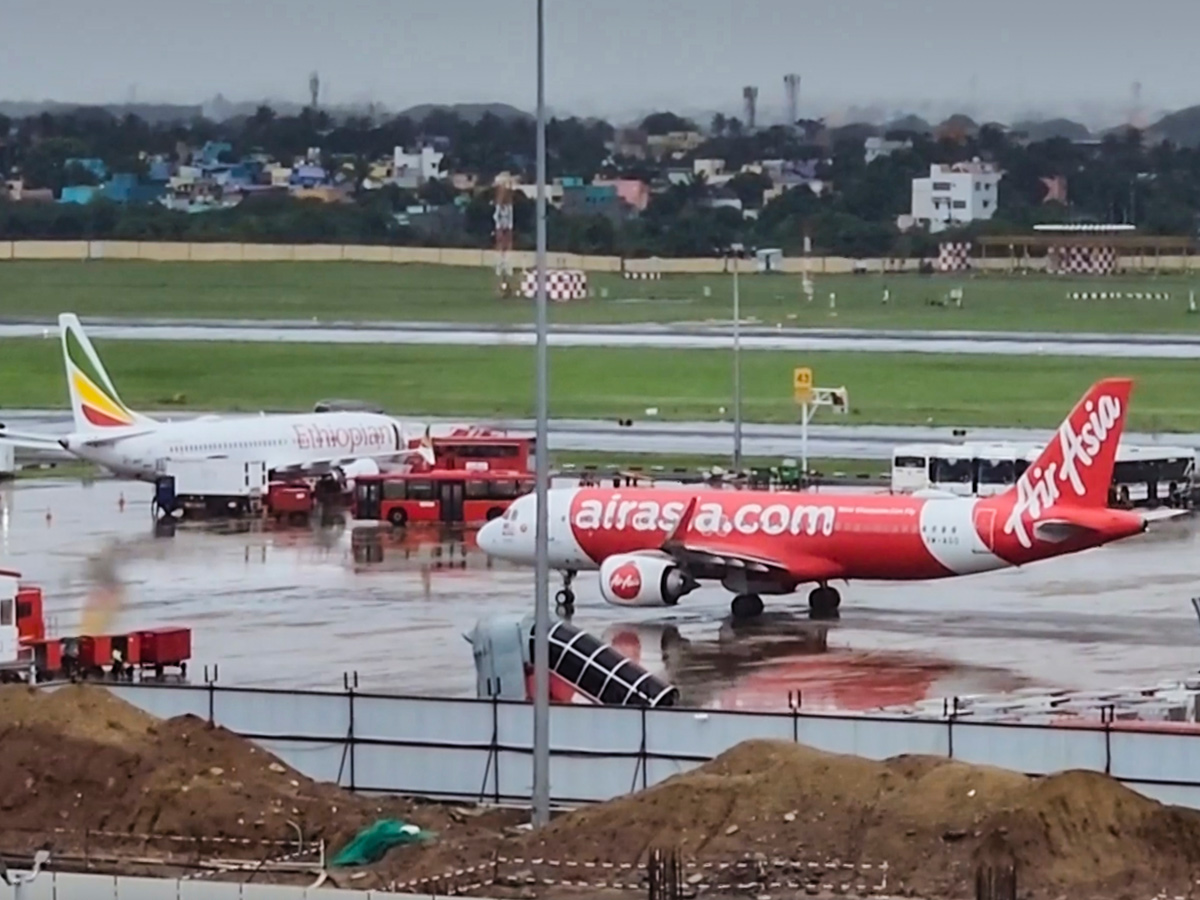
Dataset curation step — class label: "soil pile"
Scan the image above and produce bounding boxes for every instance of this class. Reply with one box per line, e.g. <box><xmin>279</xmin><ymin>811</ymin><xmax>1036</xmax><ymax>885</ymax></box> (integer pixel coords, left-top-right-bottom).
<box><xmin>0</xmin><ymin>685</ymin><xmax>517</xmax><ymax>865</ymax></box>
<box><xmin>493</xmin><ymin>739</ymin><xmax>1200</xmax><ymax>899</ymax></box>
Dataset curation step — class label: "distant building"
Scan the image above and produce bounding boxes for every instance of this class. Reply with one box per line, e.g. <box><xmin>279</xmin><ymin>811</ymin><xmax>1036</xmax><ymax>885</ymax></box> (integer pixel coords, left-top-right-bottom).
<box><xmin>909</xmin><ymin>159</ymin><xmax>1002</xmax><ymax>233</ymax></box>
<box><xmin>60</xmin><ymin>185</ymin><xmax>100</xmax><ymax>204</ymax></box>
<box><xmin>392</xmin><ymin>145</ymin><xmax>444</xmax><ymax>188</ymax></box>
<box><xmin>64</xmin><ymin>158</ymin><xmax>108</xmax><ymax>181</ymax></box>
<box><xmin>864</xmin><ymin>136</ymin><xmax>912</xmax><ymax>164</ymax></box>
<box><xmin>289</xmin><ymin>165</ymin><xmax>328</xmax><ymax>188</ymax></box>
<box><xmin>646</xmin><ymin>131</ymin><xmax>704</xmax><ymax>160</ymax></box>
<box><xmin>561</xmin><ymin>183</ymin><xmax>625</xmax><ymax>222</ymax></box>
<box><xmin>195</xmin><ymin>141</ymin><xmax>233</xmax><ymax>166</ymax></box>
<box><xmin>593</xmin><ymin>178</ymin><xmax>650</xmax><ymax>212</ymax></box>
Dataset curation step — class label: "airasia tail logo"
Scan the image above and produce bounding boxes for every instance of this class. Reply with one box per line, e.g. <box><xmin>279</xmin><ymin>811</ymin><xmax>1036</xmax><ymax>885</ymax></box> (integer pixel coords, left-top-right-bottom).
<box><xmin>1003</xmin><ymin>393</ymin><xmax>1123</xmax><ymax>549</ymax></box>
<box><xmin>608</xmin><ymin>563</ymin><xmax>642</xmax><ymax>600</ymax></box>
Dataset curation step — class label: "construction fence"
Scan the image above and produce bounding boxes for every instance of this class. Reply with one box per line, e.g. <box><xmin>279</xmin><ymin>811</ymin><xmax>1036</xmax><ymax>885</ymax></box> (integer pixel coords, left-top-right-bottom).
<box><xmin>2</xmin><ymin>240</ymin><xmax>1198</xmax><ymax>274</ymax></box>
<box><xmin>70</xmin><ymin>681</ymin><xmax>1200</xmax><ymax>812</ymax></box>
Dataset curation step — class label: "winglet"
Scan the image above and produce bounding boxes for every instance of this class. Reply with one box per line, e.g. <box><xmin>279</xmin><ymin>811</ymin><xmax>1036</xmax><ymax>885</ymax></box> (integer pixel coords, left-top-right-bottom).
<box><xmin>417</xmin><ymin>425</ymin><xmax>435</xmax><ymax>466</ymax></box>
<box><xmin>661</xmin><ymin>496</ymin><xmax>698</xmax><ymax>549</ymax></box>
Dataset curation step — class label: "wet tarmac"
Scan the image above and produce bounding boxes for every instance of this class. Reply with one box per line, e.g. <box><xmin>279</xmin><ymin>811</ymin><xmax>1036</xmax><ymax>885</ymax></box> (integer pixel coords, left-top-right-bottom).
<box><xmin>1</xmin><ymin>320</ymin><xmax>1197</xmax><ymax>358</ymax></box>
<box><xmin>4</xmin><ymin>476</ymin><xmax>1200</xmax><ymax>710</ymax></box>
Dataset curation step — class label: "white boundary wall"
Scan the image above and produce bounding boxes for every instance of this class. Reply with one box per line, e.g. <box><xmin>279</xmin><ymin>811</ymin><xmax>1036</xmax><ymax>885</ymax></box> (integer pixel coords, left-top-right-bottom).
<box><xmin>74</xmin><ymin>683</ymin><xmax>1200</xmax><ymax>811</ymax></box>
<box><xmin>0</xmin><ymin>872</ymin><xmax>466</xmax><ymax>900</ymax></box>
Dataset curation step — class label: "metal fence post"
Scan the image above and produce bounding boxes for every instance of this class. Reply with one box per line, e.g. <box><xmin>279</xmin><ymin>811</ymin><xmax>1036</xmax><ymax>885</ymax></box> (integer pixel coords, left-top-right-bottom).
<box><xmin>641</xmin><ymin>706</ymin><xmax>649</xmax><ymax>791</ymax></box>
<box><xmin>1103</xmin><ymin>705</ymin><xmax>1113</xmax><ymax>775</ymax></box>
<box><xmin>348</xmin><ymin>672</ymin><xmax>357</xmax><ymax>792</ymax></box>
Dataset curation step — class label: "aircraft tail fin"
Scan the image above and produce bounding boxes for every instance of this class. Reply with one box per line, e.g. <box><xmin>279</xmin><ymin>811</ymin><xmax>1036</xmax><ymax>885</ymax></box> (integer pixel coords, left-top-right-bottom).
<box><xmin>1004</xmin><ymin>377</ymin><xmax>1132</xmax><ymax>510</ymax></box>
<box><xmin>59</xmin><ymin>313</ymin><xmax>156</xmax><ymax>434</ymax></box>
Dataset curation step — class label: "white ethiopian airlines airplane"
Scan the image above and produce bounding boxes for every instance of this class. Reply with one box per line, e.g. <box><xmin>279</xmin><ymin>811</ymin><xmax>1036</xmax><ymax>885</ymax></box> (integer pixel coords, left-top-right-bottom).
<box><xmin>0</xmin><ymin>313</ymin><xmax>434</xmax><ymax>482</ymax></box>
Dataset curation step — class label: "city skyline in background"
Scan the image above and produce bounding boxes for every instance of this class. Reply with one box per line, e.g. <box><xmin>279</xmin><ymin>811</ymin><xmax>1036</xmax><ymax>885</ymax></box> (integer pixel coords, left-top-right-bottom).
<box><xmin>4</xmin><ymin>0</ymin><xmax>1200</xmax><ymax>129</ymax></box>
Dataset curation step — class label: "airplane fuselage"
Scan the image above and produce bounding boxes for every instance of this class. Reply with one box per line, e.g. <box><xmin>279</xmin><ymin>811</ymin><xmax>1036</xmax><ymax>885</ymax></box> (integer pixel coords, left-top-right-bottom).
<box><xmin>62</xmin><ymin>411</ymin><xmax>404</xmax><ymax>481</ymax></box>
<box><xmin>479</xmin><ymin>486</ymin><xmax>1147</xmax><ymax>584</ymax></box>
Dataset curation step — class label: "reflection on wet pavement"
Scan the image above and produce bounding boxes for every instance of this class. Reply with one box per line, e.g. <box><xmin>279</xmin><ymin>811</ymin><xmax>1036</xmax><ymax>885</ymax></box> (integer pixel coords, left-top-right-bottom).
<box><xmin>3</xmin><ymin>478</ymin><xmax>1200</xmax><ymax>709</ymax></box>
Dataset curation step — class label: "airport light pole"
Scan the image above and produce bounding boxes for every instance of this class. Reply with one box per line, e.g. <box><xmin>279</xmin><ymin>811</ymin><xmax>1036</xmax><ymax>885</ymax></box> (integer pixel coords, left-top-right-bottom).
<box><xmin>531</xmin><ymin>0</ymin><xmax>551</xmax><ymax>830</ymax></box>
<box><xmin>730</xmin><ymin>244</ymin><xmax>744</xmax><ymax>473</ymax></box>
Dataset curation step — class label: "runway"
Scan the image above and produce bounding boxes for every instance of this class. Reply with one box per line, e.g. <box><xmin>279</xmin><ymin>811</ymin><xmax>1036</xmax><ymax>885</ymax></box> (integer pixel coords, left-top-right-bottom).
<box><xmin>4</xmin><ymin>318</ymin><xmax>1200</xmax><ymax>358</ymax></box>
<box><xmin>4</xmin><ymin>477</ymin><xmax>1200</xmax><ymax>709</ymax></box>
<box><xmin>6</xmin><ymin>409</ymin><xmax>1200</xmax><ymax>462</ymax></box>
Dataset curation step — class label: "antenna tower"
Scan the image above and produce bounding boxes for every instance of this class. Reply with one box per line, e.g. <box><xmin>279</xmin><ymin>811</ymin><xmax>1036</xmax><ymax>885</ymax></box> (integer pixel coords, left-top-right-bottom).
<box><xmin>309</xmin><ymin>71</ymin><xmax>320</xmax><ymax>109</ymax></box>
<box><xmin>742</xmin><ymin>86</ymin><xmax>758</xmax><ymax>131</ymax></box>
<box><xmin>783</xmin><ymin>74</ymin><xmax>800</xmax><ymax>127</ymax></box>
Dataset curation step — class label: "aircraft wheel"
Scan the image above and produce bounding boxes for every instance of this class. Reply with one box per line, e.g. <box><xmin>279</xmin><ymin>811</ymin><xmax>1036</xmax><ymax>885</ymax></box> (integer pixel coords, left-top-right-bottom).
<box><xmin>808</xmin><ymin>586</ymin><xmax>841</xmax><ymax>620</ymax></box>
<box><xmin>555</xmin><ymin>589</ymin><xmax>575</xmax><ymax>616</ymax></box>
<box><xmin>730</xmin><ymin>593</ymin><xmax>764</xmax><ymax>620</ymax></box>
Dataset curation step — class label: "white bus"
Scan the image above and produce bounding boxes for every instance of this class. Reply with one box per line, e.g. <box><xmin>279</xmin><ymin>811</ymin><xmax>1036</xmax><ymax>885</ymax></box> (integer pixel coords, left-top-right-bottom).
<box><xmin>891</xmin><ymin>441</ymin><xmax>1196</xmax><ymax>508</ymax></box>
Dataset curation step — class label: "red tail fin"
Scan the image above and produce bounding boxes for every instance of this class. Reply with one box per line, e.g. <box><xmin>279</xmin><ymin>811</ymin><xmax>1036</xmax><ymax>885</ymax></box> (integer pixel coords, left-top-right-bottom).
<box><xmin>1008</xmin><ymin>377</ymin><xmax>1132</xmax><ymax>513</ymax></box>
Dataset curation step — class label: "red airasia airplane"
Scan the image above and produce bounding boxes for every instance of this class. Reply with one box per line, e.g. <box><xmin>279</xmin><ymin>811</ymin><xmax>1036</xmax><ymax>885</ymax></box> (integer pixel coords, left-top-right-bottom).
<box><xmin>477</xmin><ymin>378</ymin><xmax>1158</xmax><ymax>620</ymax></box>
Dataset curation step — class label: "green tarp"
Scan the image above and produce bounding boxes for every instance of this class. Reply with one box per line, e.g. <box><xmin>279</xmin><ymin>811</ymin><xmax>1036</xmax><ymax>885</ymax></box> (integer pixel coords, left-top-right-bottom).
<box><xmin>330</xmin><ymin>818</ymin><xmax>435</xmax><ymax>867</ymax></box>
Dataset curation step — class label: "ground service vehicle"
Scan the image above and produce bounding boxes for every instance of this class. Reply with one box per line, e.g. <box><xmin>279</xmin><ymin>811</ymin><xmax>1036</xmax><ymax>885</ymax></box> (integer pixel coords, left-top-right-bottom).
<box><xmin>0</xmin><ymin>570</ymin><xmax>191</xmax><ymax>683</ymax></box>
<box><xmin>410</xmin><ymin>436</ymin><xmax>533</xmax><ymax>473</ymax></box>
<box><xmin>354</xmin><ymin>469</ymin><xmax>535</xmax><ymax>526</ymax></box>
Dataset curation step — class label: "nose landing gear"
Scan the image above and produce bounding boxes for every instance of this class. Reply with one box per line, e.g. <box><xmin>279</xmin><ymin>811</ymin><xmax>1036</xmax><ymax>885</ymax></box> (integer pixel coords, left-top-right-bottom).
<box><xmin>554</xmin><ymin>569</ymin><xmax>577</xmax><ymax>616</ymax></box>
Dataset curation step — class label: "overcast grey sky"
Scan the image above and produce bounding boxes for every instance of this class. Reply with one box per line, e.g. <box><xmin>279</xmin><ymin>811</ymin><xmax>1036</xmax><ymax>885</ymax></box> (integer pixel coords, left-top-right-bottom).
<box><xmin>4</xmin><ymin>0</ymin><xmax>1199</xmax><ymax>126</ymax></box>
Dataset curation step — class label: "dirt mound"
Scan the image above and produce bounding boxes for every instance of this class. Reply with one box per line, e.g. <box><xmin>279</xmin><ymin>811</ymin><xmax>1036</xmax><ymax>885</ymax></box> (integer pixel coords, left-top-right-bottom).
<box><xmin>0</xmin><ymin>684</ymin><xmax>157</xmax><ymax>747</ymax></box>
<box><xmin>0</xmin><ymin>685</ymin><xmax>518</xmax><ymax>868</ymax></box>
<box><xmin>498</xmin><ymin>739</ymin><xmax>1200</xmax><ymax>899</ymax></box>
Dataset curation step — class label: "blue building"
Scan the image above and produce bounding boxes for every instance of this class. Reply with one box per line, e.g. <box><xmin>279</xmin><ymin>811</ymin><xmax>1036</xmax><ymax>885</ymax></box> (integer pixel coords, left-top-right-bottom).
<box><xmin>64</xmin><ymin>158</ymin><xmax>108</xmax><ymax>181</ymax></box>
<box><xmin>59</xmin><ymin>185</ymin><xmax>100</xmax><ymax>204</ymax></box>
<box><xmin>289</xmin><ymin>165</ymin><xmax>327</xmax><ymax>188</ymax></box>
<box><xmin>196</xmin><ymin>141</ymin><xmax>233</xmax><ymax>166</ymax></box>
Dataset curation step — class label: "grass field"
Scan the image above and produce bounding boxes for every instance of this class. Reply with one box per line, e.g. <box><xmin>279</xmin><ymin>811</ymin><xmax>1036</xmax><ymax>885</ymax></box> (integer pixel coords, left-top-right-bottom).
<box><xmin>2</xmin><ymin>260</ymin><xmax>1200</xmax><ymax>332</ymax></box>
<box><xmin>2</xmin><ymin>338</ymin><xmax>1198</xmax><ymax>431</ymax></box>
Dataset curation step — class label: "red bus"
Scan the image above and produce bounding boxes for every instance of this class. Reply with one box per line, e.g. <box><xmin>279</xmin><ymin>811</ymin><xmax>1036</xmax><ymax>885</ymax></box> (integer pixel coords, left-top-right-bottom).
<box><xmin>408</xmin><ymin>436</ymin><xmax>533</xmax><ymax>473</ymax></box>
<box><xmin>354</xmin><ymin>469</ymin><xmax>535</xmax><ymax>526</ymax></box>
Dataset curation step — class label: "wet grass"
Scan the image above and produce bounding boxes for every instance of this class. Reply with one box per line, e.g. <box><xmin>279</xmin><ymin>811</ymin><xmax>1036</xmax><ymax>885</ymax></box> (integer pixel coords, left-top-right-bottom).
<box><xmin>3</xmin><ymin>260</ymin><xmax>1200</xmax><ymax>332</ymax></box>
<box><xmin>1</xmin><ymin>338</ymin><xmax>1197</xmax><ymax>431</ymax></box>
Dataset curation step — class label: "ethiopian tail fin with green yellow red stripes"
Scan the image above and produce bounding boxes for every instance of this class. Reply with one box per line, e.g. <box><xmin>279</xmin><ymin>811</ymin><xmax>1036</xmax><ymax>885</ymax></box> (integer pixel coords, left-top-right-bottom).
<box><xmin>59</xmin><ymin>313</ymin><xmax>157</xmax><ymax>433</ymax></box>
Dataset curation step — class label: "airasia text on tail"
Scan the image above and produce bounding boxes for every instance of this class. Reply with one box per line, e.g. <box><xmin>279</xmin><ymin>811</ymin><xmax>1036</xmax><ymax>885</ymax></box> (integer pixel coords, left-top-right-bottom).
<box><xmin>1000</xmin><ymin>378</ymin><xmax>1132</xmax><ymax>550</ymax></box>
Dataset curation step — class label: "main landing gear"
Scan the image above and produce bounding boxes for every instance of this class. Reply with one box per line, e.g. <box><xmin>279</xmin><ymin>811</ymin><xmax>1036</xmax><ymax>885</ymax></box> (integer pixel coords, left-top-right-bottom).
<box><xmin>731</xmin><ymin>594</ymin><xmax>764</xmax><ymax>620</ymax></box>
<box><xmin>808</xmin><ymin>583</ymin><xmax>841</xmax><ymax>620</ymax></box>
<box><xmin>555</xmin><ymin>570</ymin><xmax>577</xmax><ymax>616</ymax></box>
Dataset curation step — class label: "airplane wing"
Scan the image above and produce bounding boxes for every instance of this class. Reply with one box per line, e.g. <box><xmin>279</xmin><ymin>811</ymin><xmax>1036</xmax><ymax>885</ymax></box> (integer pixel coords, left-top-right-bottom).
<box><xmin>0</xmin><ymin>423</ymin><xmax>159</xmax><ymax>448</ymax></box>
<box><xmin>269</xmin><ymin>446</ymin><xmax>435</xmax><ymax>479</ymax></box>
<box><xmin>0</xmin><ymin>429</ymin><xmax>62</xmax><ymax>448</ymax></box>
<box><xmin>1142</xmin><ymin>507</ymin><xmax>1190</xmax><ymax>523</ymax></box>
<box><xmin>73</xmin><ymin>429</ymin><xmax>158</xmax><ymax>447</ymax></box>
<box><xmin>657</xmin><ymin>497</ymin><xmax>845</xmax><ymax>586</ymax></box>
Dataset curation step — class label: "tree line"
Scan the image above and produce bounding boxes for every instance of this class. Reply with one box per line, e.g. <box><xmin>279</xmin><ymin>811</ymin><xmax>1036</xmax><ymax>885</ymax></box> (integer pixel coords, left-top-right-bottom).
<box><xmin>1</xmin><ymin>106</ymin><xmax>1197</xmax><ymax>258</ymax></box>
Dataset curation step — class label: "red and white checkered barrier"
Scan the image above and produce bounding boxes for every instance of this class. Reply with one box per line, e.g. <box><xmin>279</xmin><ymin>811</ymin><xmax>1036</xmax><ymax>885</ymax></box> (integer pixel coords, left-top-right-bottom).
<box><xmin>519</xmin><ymin>269</ymin><xmax>588</xmax><ymax>301</ymax></box>
<box><xmin>936</xmin><ymin>242</ymin><xmax>971</xmax><ymax>272</ymax></box>
<box><xmin>1048</xmin><ymin>245</ymin><xmax>1116</xmax><ymax>275</ymax></box>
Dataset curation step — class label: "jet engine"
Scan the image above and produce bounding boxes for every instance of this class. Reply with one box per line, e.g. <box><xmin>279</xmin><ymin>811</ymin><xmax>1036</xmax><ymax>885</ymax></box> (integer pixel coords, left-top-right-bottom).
<box><xmin>598</xmin><ymin>552</ymin><xmax>699</xmax><ymax>608</ymax></box>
